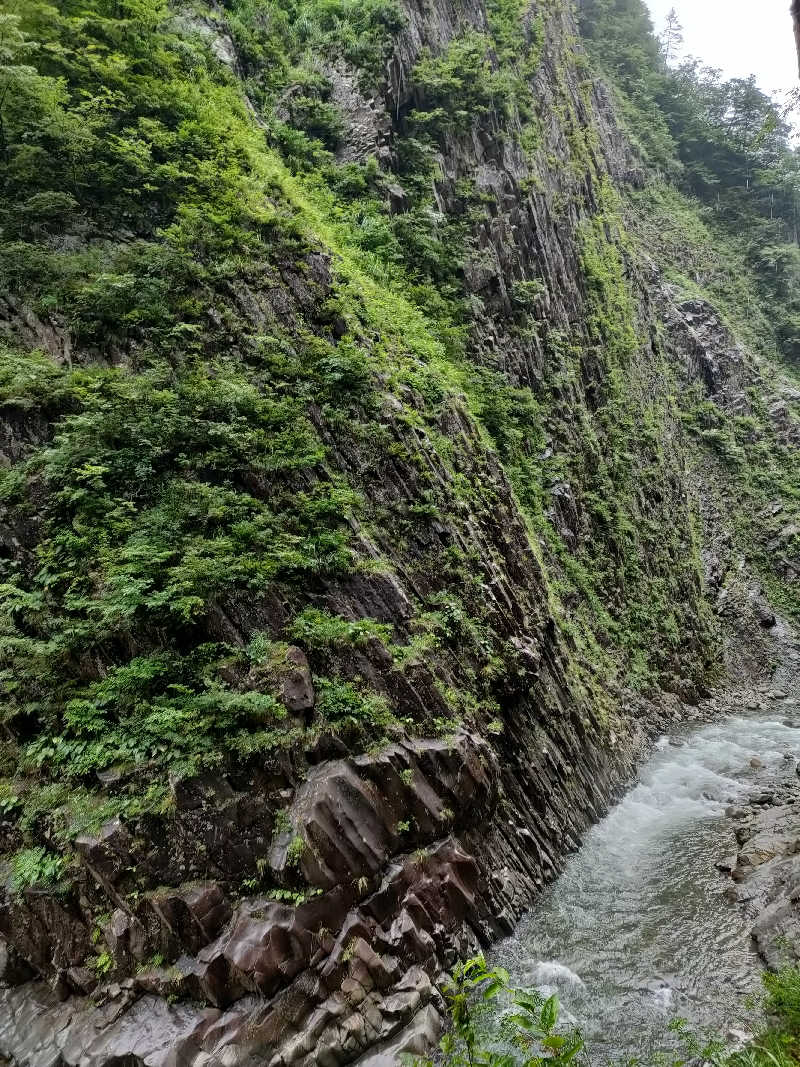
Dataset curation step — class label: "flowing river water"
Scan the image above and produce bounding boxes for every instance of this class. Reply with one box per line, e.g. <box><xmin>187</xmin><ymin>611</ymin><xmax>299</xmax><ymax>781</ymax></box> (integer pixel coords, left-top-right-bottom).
<box><xmin>491</xmin><ymin>707</ymin><xmax>800</xmax><ymax>1063</ymax></box>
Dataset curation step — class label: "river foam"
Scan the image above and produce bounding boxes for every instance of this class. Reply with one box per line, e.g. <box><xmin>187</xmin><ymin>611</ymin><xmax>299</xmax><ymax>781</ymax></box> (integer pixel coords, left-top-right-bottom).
<box><xmin>492</xmin><ymin>707</ymin><xmax>800</xmax><ymax>1060</ymax></box>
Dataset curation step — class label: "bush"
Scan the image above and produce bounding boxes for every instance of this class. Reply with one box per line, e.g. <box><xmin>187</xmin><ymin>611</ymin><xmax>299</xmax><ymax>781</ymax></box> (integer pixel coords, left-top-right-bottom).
<box><xmin>411</xmin><ymin>32</ymin><xmax>510</xmax><ymax>136</ymax></box>
<box><xmin>9</xmin><ymin>846</ymin><xmax>68</xmax><ymax>894</ymax></box>
<box><xmin>407</xmin><ymin>956</ymin><xmax>585</xmax><ymax>1067</ymax></box>
<box><xmin>288</xmin><ymin>608</ymin><xmax>393</xmax><ymax>649</ymax></box>
<box><xmin>315</xmin><ymin>678</ymin><xmax>400</xmax><ymax>736</ymax></box>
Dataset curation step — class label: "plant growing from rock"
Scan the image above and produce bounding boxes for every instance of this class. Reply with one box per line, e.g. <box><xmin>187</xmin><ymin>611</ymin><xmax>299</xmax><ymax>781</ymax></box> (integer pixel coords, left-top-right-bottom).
<box><xmin>8</xmin><ymin>846</ymin><xmax>68</xmax><ymax>894</ymax></box>
<box><xmin>286</xmin><ymin>834</ymin><xmax>306</xmax><ymax>868</ymax></box>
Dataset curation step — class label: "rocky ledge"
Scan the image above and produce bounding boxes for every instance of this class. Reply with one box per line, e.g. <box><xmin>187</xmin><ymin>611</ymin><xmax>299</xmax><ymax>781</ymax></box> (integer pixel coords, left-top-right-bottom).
<box><xmin>0</xmin><ymin>715</ymin><xmax>650</xmax><ymax>1066</ymax></box>
<box><xmin>720</xmin><ymin>697</ymin><xmax>800</xmax><ymax>970</ymax></box>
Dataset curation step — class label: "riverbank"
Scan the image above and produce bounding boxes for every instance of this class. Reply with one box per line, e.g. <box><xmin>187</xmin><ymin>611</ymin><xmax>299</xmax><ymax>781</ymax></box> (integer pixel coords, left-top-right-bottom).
<box><xmin>489</xmin><ymin>684</ymin><xmax>800</xmax><ymax>1062</ymax></box>
<box><xmin>721</xmin><ymin>717</ymin><xmax>800</xmax><ymax>972</ymax></box>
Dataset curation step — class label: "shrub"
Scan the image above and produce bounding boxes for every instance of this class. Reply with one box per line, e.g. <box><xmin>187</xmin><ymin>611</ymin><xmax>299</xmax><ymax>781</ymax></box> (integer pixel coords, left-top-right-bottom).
<box><xmin>288</xmin><ymin>608</ymin><xmax>393</xmax><ymax>649</ymax></box>
<box><xmin>9</xmin><ymin>846</ymin><xmax>68</xmax><ymax>893</ymax></box>
<box><xmin>315</xmin><ymin>678</ymin><xmax>398</xmax><ymax>735</ymax></box>
<box><xmin>411</xmin><ymin>32</ymin><xmax>510</xmax><ymax>136</ymax></box>
<box><xmin>407</xmin><ymin>956</ymin><xmax>585</xmax><ymax>1067</ymax></box>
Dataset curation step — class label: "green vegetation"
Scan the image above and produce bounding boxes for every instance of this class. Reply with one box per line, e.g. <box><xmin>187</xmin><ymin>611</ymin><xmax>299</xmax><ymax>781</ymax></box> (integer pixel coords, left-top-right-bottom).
<box><xmin>0</xmin><ymin>0</ymin><xmax>537</xmax><ymax>822</ymax></box>
<box><xmin>580</xmin><ymin>0</ymin><xmax>800</xmax><ymax>623</ymax></box>
<box><xmin>0</xmin><ymin>0</ymin><xmax>795</xmax><ymax>933</ymax></box>
<box><xmin>0</xmin><ymin>0</ymin><xmax>717</xmax><ymax>851</ymax></box>
<box><xmin>410</xmin><ymin>31</ymin><xmax>513</xmax><ymax>136</ymax></box>
<box><xmin>580</xmin><ymin>0</ymin><xmax>800</xmax><ymax>364</ymax></box>
<box><xmin>407</xmin><ymin>956</ymin><xmax>585</xmax><ymax>1067</ymax></box>
<box><xmin>264</xmin><ymin>885</ymin><xmax>322</xmax><ymax>905</ymax></box>
<box><xmin>0</xmin><ymin>0</ymin><xmax>374</xmax><ymax>790</ymax></box>
<box><xmin>287</xmin><ymin>608</ymin><xmax>393</xmax><ymax>650</ymax></box>
<box><xmin>7</xmin><ymin>845</ymin><xmax>69</xmax><ymax>894</ymax></box>
<box><xmin>413</xmin><ymin>959</ymin><xmax>800</xmax><ymax>1067</ymax></box>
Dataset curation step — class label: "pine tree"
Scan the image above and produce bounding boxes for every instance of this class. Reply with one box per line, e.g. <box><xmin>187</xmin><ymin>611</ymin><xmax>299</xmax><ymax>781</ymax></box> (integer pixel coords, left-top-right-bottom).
<box><xmin>660</xmin><ymin>7</ymin><xmax>683</xmax><ymax>65</ymax></box>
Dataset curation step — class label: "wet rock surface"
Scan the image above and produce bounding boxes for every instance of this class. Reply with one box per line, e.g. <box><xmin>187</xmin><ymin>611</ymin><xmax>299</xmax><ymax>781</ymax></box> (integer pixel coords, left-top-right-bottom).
<box><xmin>724</xmin><ymin>782</ymin><xmax>800</xmax><ymax>969</ymax></box>
<box><xmin>720</xmin><ymin>661</ymin><xmax>800</xmax><ymax>970</ymax></box>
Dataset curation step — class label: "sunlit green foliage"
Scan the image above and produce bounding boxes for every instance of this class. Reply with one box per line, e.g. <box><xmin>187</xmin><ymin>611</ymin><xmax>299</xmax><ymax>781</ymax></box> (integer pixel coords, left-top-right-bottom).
<box><xmin>0</xmin><ymin>0</ymin><xmax>370</xmax><ymax>788</ymax></box>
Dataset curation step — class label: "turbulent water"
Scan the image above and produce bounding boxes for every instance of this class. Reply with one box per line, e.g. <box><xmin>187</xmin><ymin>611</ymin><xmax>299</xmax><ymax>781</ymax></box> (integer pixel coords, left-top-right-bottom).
<box><xmin>492</xmin><ymin>708</ymin><xmax>800</xmax><ymax>1062</ymax></box>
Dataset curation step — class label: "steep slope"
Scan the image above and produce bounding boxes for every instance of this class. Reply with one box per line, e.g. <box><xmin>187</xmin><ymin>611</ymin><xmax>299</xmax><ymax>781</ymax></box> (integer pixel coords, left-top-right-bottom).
<box><xmin>0</xmin><ymin>0</ymin><xmax>797</xmax><ymax>1063</ymax></box>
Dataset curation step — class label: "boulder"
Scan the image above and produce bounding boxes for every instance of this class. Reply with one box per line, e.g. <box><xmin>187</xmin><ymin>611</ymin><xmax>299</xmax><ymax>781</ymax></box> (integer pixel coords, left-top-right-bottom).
<box><xmin>281</xmin><ymin>646</ymin><xmax>315</xmax><ymax>715</ymax></box>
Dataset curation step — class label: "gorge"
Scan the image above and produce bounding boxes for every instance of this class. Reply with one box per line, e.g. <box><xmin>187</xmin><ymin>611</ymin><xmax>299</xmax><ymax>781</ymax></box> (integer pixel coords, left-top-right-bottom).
<box><xmin>0</xmin><ymin>0</ymin><xmax>799</xmax><ymax>1063</ymax></box>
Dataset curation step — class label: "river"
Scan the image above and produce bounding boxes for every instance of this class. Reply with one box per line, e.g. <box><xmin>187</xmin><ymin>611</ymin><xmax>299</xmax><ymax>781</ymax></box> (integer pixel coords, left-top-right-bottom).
<box><xmin>491</xmin><ymin>708</ymin><xmax>800</xmax><ymax>1062</ymax></box>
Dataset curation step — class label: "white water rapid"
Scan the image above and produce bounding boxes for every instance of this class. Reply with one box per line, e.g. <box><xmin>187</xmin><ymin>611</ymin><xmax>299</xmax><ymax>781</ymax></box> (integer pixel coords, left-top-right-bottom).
<box><xmin>493</xmin><ymin>708</ymin><xmax>800</xmax><ymax>1061</ymax></box>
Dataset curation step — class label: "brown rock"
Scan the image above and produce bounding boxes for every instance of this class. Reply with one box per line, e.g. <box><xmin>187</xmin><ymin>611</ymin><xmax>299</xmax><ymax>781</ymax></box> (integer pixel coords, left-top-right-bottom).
<box><xmin>282</xmin><ymin>646</ymin><xmax>315</xmax><ymax>715</ymax></box>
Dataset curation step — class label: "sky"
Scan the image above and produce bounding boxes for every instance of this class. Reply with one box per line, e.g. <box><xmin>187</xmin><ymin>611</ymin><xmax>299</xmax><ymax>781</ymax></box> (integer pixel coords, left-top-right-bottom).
<box><xmin>644</xmin><ymin>0</ymin><xmax>798</xmax><ymax>99</ymax></box>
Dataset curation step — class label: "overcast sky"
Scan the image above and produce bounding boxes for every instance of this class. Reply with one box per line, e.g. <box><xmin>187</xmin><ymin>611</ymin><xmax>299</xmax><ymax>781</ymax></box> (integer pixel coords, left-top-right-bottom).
<box><xmin>644</xmin><ymin>0</ymin><xmax>798</xmax><ymax>98</ymax></box>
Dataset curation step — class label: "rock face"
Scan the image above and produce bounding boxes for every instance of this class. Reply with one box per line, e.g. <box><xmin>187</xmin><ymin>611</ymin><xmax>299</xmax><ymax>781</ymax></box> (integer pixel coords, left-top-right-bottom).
<box><xmin>724</xmin><ymin>761</ymin><xmax>800</xmax><ymax>971</ymax></box>
<box><xmin>721</xmin><ymin>648</ymin><xmax>800</xmax><ymax>973</ymax></box>
<box><xmin>0</xmin><ymin>0</ymin><xmax>796</xmax><ymax>1064</ymax></box>
<box><xmin>0</xmin><ymin>722</ymin><xmax>647</xmax><ymax>1064</ymax></box>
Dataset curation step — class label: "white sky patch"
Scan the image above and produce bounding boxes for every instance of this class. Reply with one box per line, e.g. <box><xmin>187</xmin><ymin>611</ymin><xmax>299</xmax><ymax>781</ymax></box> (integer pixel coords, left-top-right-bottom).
<box><xmin>644</xmin><ymin>0</ymin><xmax>798</xmax><ymax>97</ymax></box>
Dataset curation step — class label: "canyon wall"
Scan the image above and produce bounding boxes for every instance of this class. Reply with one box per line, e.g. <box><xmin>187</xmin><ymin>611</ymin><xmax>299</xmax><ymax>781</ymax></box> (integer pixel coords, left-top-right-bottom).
<box><xmin>0</xmin><ymin>0</ymin><xmax>798</xmax><ymax>1063</ymax></box>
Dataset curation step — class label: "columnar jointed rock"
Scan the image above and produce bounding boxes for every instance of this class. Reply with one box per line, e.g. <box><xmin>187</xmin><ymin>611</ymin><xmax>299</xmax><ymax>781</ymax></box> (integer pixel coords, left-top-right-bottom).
<box><xmin>0</xmin><ymin>0</ymin><xmax>795</xmax><ymax>1063</ymax></box>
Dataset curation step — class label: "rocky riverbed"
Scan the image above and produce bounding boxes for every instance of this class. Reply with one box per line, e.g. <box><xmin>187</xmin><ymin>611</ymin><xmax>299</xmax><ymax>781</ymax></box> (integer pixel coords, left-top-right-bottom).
<box><xmin>489</xmin><ymin>667</ymin><xmax>800</xmax><ymax>1063</ymax></box>
<box><xmin>720</xmin><ymin>692</ymin><xmax>800</xmax><ymax>972</ymax></box>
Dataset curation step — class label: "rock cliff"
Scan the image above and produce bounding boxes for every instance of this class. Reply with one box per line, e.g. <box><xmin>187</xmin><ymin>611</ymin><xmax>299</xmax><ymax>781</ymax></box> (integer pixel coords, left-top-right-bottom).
<box><xmin>0</xmin><ymin>0</ymin><xmax>798</xmax><ymax>1063</ymax></box>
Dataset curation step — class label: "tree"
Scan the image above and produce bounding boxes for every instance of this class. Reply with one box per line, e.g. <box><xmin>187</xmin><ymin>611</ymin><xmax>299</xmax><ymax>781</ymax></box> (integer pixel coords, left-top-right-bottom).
<box><xmin>0</xmin><ymin>12</ymin><xmax>66</xmax><ymax>165</ymax></box>
<box><xmin>660</xmin><ymin>7</ymin><xmax>683</xmax><ymax>65</ymax></box>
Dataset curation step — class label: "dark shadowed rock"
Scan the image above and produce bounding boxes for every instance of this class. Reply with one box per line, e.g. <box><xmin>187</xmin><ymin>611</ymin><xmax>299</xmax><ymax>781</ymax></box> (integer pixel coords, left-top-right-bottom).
<box><xmin>281</xmin><ymin>646</ymin><xmax>315</xmax><ymax>715</ymax></box>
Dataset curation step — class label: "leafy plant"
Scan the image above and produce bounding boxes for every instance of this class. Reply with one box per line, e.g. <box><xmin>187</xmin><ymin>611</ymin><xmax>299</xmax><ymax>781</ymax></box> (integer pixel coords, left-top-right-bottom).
<box><xmin>91</xmin><ymin>950</ymin><xmax>114</xmax><ymax>976</ymax></box>
<box><xmin>288</xmin><ymin>608</ymin><xmax>393</xmax><ymax>650</ymax></box>
<box><xmin>265</xmin><ymin>886</ymin><xmax>322</xmax><ymax>905</ymax></box>
<box><xmin>286</xmin><ymin>834</ymin><xmax>306</xmax><ymax>867</ymax></box>
<box><xmin>411</xmin><ymin>31</ymin><xmax>511</xmax><ymax>137</ymax></box>
<box><xmin>408</xmin><ymin>956</ymin><xmax>585</xmax><ymax>1067</ymax></box>
<box><xmin>8</xmin><ymin>846</ymin><xmax>68</xmax><ymax>894</ymax></box>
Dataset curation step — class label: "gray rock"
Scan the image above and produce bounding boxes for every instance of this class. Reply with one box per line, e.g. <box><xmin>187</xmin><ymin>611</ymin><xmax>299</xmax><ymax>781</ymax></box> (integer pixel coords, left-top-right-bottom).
<box><xmin>281</xmin><ymin>645</ymin><xmax>315</xmax><ymax>714</ymax></box>
<box><xmin>351</xmin><ymin>1004</ymin><xmax>444</xmax><ymax>1066</ymax></box>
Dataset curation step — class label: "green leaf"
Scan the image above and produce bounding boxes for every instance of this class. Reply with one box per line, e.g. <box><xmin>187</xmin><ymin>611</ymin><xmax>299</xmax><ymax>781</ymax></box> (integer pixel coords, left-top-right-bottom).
<box><xmin>540</xmin><ymin>994</ymin><xmax>558</xmax><ymax>1034</ymax></box>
